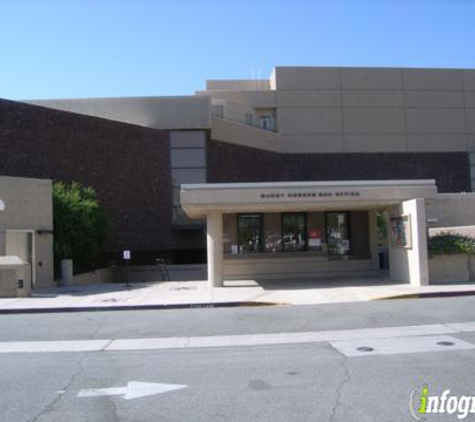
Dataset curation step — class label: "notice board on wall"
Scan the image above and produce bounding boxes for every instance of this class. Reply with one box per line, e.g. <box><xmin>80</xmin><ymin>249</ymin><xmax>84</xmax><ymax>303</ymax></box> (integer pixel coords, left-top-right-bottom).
<box><xmin>390</xmin><ymin>215</ymin><xmax>411</xmax><ymax>248</ymax></box>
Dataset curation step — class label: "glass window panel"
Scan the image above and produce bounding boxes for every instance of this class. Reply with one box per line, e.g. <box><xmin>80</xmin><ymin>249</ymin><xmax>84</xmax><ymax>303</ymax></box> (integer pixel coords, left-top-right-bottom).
<box><xmin>171</xmin><ymin>149</ymin><xmax>206</xmax><ymax>168</ymax></box>
<box><xmin>264</xmin><ymin>213</ymin><xmax>281</xmax><ymax>253</ymax></box>
<box><xmin>326</xmin><ymin>212</ymin><xmax>350</xmax><ymax>255</ymax></box>
<box><xmin>307</xmin><ymin>212</ymin><xmax>325</xmax><ymax>253</ymax></box>
<box><xmin>223</xmin><ymin>214</ymin><xmax>238</xmax><ymax>254</ymax></box>
<box><xmin>171</xmin><ymin>168</ymin><xmax>206</xmax><ymax>184</ymax></box>
<box><xmin>237</xmin><ymin>214</ymin><xmax>263</xmax><ymax>253</ymax></box>
<box><xmin>170</xmin><ymin>131</ymin><xmax>206</xmax><ymax>148</ymax></box>
<box><xmin>281</xmin><ymin>213</ymin><xmax>307</xmax><ymax>252</ymax></box>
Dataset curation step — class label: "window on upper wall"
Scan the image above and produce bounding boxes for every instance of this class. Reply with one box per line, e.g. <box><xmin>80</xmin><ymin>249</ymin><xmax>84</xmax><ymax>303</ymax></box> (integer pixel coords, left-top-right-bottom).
<box><xmin>245</xmin><ymin>113</ymin><xmax>254</xmax><ymax>126</ymax></box>
<box><xmin>259</xmin><ymin>115</ymin><xmax>276</xmax><ymax>131</ymax></box>
<box><xmin>237</xmin><ymin>214</ymin><xmax>263</xmax><ymax>253</ymax></box>
<box><xmin>281</xmin><ymin>213</ymin><xmax>307</xmax><ymax>252</ymax></box>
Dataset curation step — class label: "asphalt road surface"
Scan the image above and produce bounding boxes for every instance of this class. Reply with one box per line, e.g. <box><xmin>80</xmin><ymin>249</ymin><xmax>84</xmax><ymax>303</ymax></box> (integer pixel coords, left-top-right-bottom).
<box><xmin>1</xmin><ymin>296</ymin><xmax>475</xmax><ymax>421</ymax></box>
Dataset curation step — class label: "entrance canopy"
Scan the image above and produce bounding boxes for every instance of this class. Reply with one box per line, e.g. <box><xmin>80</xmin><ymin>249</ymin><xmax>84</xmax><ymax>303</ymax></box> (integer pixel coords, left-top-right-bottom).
<box><xmin>180</xmin><ymin>180</ymin><xmax>437</xmax><ymax>218</ymax></box>
<box><xmin>180</xmin><ymin>180</ymin><xmax>436</xmax><ymax>289</ymax></box>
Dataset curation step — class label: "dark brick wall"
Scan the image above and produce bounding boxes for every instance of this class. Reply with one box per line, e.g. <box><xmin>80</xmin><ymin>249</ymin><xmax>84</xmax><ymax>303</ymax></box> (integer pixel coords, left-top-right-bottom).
<box><xmin>0</xmin><ymin>98</ymin><xmax>204</xmax><ymax>256</ymax></box>
<box><xmin>0</xmin><ymin>97</ymin><xmax>469</xmax><ymax>262</ymax></box>
<box><xmin>208</xmin><ymin>140</ymin><xmax>471</xmax><ymax>193</ymax></box>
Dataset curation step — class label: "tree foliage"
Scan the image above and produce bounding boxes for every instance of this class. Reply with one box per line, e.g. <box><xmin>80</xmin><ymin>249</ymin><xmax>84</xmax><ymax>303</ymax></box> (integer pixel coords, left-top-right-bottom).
<box><xmin>428</xmin><ymin>233</ymin><xmax>475</xmax><ymax>258</ymax></box>
<box><xmin>53</xmin><ymin>181</ymin><xmax>110</xmax><ymax>273</ymax></box>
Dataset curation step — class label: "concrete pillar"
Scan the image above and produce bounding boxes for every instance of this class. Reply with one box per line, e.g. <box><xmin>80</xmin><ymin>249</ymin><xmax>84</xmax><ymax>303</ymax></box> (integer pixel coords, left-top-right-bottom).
<box><xmin>368</xmin><ymin>210</ymin><xmax>380</xmax><ymax>271</ymax></box>
<box><xmin>388</xmin><ymin>200</ymin><xmax>429</xmax><ymax>286</ymax></box>
<box><xmin>405</xmin><ymin>198</ymin><xmax>429</xmax><ymax>286</ymax></box>
<box><xmin>206</xmin><ymin>211</ymin><xmax>223</xmax><ymax>288</ymax></box>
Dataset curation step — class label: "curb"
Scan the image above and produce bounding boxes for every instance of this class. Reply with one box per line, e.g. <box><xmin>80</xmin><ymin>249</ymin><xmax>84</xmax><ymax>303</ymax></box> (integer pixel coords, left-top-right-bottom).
<box><xmin>0</xmin><ymin>301</ymin><xmax>280</xmax><ymax>315</ymax></box>
<box><xmin>373</xmin><ymin>290</ymin><xmax>475</xmax><ymax>301</ymax></box>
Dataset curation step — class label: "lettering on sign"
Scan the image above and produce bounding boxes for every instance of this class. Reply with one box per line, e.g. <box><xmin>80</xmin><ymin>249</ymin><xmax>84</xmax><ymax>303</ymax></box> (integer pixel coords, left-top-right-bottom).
<box><xmin>259</xmin><ymin>191</ymin><xmax>360</xmax><ymax>199</ymax></box>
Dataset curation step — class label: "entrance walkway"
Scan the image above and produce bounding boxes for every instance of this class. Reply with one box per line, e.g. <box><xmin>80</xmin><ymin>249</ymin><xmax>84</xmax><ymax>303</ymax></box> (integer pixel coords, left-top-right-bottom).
<box><xmin>0</xmin><ymin>276</ymin><xmax>475</xmax><ymax>312</ymax></box>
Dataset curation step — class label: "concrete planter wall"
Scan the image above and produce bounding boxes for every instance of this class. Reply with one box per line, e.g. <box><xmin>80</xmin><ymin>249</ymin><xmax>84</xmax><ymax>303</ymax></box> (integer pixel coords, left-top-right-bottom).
<box><xmin>72</xmin><ymin>268</ymin><xmax>114</xmax><ymax>286</ymax></box>
<box><xmin>429</xmin><ymin>254</ymin><xmax>474</xmax><ymax>284</ymax></box>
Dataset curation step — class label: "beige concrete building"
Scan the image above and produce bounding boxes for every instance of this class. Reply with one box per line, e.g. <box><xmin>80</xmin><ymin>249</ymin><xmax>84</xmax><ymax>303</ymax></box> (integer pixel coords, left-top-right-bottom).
<box><xmin>0</xmin><ymin>176</ymin><xmax>53</xmax><ymax>291</ymax></box>
<box><xmin>5</xmin><ymin>66</ymin><xmax>475</xmax><ymax>288</ymax></box>
<box><xmin>202</xmin><ymin>67</ymin><xmax>475</xmax><ymax>157</ymax></box>
<box><xmin>27</xmin><ymin>66</ymin><xmax>475</xmax><ymax>191</ymax></box>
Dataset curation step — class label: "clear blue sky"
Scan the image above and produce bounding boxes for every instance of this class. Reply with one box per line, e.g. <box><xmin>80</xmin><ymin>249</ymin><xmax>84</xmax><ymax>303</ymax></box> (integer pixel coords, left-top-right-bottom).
<box><xmin>1</xmin><ymin>0</ymin><xmax>474</xmax><ymax>100</ymax></box>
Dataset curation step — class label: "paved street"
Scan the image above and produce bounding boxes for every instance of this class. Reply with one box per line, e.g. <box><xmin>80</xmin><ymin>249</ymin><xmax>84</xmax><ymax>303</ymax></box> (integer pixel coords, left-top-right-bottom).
<box><xmin>1</xmin><ymin>297</ymin><xmax>475</xmax><ymax>421</ymax></box>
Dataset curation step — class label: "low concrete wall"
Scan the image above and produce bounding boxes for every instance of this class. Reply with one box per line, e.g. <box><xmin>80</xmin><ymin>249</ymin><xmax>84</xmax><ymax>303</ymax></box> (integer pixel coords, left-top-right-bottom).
<box><xmin>429</xmin><ymin>254</ymin><xmax>475</xmax><ymax>284</ymax></box>
<box><xmin>223</xmin><ymin>255</ymin><xmax>373</xmax><ymax>280</ymax></box>
<box><xmin>56</xmin><ymin>265</ymin><xmax>207</xmax><ymax>286</ymax></box>
<box><xmin>72</xmin><ymin>268</ymin><xmax>114</xmax><ymax>286</ymax></box>
<box><xmin>0</xmin><ymin>257</ymin><xmax>31</xmax><ymax>297</ymax></box>
<box><xmin>124</xmin><ymin>264</ymin><xmax>207</xmax><ymax>283</ymax></box>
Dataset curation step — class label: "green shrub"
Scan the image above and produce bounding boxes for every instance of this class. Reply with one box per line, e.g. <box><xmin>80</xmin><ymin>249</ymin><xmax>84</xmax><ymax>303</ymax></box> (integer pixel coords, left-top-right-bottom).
<box><xmin>428</xmin><ymin>233</ymin><xmax>475</xmax><ymax>258</ymax></box>
<box><xmin>53</xmin><ymin>181</ymin><xmax>110</xmax><ymax>274</ymax></box>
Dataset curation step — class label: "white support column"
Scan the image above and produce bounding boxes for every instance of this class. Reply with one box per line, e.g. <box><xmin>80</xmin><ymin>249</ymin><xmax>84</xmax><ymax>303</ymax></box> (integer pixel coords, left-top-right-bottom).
<box><xmin>404</xmin><ymin>198</ymin><xmax>429</xmax><ymax>286</ymax></box>
<box><xmin>368</xmin><ymin>210</ymin><xmax>380</xmax><ymax>271</ymax></box>
<box><xmin>388</xmin><ymin>199</ymin><xmax>429</xmax><ymax>286</ymax></box>
<box><xmin>206</xmin><ymin>210</ymin><xmax>223</xmax><ymax>288</ymax></box>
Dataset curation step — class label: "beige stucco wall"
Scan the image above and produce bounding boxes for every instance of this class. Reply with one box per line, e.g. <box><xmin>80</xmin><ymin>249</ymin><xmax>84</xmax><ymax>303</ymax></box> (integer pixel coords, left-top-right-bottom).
<box><xmin>203</xmin><ymin>67</ymin><xmax>475</xmax><ymax>154</ymax></box>
<box><xmin>275</xmin><ymin>67</ymin><xmax>475</xmax><ymax>154</ymax></box>
<box><xmin>426</xmin><ymin>193</ymin><xmax>475</xmax><ymax>227</ymax></box>
<box><xmin>429</xmin><ymin>255</ymin><xmax>475</xmax><ymax>284</ymax></box>
<box><xmin>0</xmin><ymin>176</ymin><xmax>53</xmax><ymax>288</ymax></box>
<box><xmin>25</xmin><ymin>96</ymin><xmax>211</xmax><ymax>130</ymax></box>
<box><xmin>206</xmin><ymin>79</ymin><xmax>271</xmax><ymax>91</ymax></box>
<box><xmin>17</xmin><ymin>65</ymin><xmax>475</xmax><ymax>156</ymax></box>
<box><xmin>24</xmin><ymin>66</ymin><xmax>475</xmax><ymax>155</ymax></box>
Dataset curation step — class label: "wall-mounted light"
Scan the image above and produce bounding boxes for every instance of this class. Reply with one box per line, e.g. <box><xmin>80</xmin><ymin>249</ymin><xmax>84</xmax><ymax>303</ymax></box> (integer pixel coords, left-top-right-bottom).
<box><xmin>0</xmin><ymin>199</ymin><xmax>4</xmax><ymax>211</ymax></box>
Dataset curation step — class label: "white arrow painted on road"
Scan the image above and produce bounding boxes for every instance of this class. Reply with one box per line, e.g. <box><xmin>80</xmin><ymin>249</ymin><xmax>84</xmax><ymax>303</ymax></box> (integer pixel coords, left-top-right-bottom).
<box><xmin>78</xmin><ymin>381</ymin><xmax>187</xmax><ymax>400</ymax></box>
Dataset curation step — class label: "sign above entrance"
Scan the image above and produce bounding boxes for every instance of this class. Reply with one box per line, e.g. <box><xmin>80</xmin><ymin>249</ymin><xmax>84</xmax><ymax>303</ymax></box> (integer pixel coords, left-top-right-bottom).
<box><xmin>180</xmin><ymin>180</ymin><xmax>438</xmax><ymax>219</ymax></box>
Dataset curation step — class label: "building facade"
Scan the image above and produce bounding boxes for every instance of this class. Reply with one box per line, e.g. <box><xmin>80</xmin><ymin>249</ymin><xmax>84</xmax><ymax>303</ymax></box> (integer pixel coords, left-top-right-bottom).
<box><xmin>0</xmin><ymin>176</ymin><xmax>53</xmax><ymax>289</ymax></box>
<box><xmin>1</xmin><ymin>66</ymin><xmax>475</xmax><ymax>286</ymax></box>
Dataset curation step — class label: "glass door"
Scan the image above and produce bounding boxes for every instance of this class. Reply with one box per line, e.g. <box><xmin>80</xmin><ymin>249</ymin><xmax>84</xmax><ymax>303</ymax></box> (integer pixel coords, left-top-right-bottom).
<box><xmin>325</xmin><ymin>212</ymin><xmax>350</xmax><ymax>256</ymax></box>
<box><xmin>281</xmin><ymin>213</ymin><xmax>307</xmax><ymax>252</ymax></box>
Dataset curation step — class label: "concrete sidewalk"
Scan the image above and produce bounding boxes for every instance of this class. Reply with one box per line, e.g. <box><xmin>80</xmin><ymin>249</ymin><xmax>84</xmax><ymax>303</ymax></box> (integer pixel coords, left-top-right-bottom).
<box><xmin>1</xmin><ymin>276</ymin><xmax>475</xmax><ymax>313</ymax></box>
